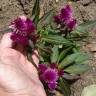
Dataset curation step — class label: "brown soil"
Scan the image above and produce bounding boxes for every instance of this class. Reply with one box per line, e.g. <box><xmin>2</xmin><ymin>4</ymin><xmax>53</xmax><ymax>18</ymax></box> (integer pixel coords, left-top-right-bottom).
<box><xmin>0</xmin><ymin>0</ymin><xmax>96</xmax><ymax>96</ymax></box>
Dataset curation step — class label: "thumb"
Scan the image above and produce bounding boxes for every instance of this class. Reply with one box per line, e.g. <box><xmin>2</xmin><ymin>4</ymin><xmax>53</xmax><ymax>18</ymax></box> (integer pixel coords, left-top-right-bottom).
<box><xmin>0</xmin><ymin>33</ymin><xmax>13</xmax><ymax>49</ymax></box>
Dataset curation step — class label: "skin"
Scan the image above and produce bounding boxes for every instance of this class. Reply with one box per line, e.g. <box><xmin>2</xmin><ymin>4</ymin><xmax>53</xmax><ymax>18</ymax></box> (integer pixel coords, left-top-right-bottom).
<box><xmin>0</xmin><ymin>33</ymin><xmax>46</xmax><ymax>96</ymax></box>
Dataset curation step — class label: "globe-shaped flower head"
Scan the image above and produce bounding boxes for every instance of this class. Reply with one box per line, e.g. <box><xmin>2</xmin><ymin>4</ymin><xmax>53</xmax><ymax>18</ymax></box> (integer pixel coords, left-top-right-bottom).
<box><xmin>10</xmin><ymin>16</ymin><xmax>35</xmax><ymax>46</ymax></box>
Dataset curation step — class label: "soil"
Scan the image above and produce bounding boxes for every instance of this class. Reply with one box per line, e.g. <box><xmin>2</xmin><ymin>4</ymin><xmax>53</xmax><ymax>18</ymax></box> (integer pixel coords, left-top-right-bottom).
<box><xmin>0</xmin><ymin>0</ymin><xmax>96</xmax><ymax>96</ymax></box>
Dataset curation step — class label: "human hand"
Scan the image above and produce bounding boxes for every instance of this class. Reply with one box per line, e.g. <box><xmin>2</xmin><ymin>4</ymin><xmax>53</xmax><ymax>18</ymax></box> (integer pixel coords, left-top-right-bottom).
<box><xmin>0</xmin><ymin>33</ymin><xmax>46</xmax><ymax>96</ymax></box>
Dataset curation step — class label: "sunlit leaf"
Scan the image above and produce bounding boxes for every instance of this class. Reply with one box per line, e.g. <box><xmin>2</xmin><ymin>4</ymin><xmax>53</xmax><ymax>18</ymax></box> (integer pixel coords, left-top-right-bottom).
<box><xmin>32</xmin><ymin>0</ymin><xmax>40</xmax><ymax>24</ymax></box>
<box><xmin>40</xmin><ymin>56</ymin><xmax>44</xmax><ymax>62</ymax></box>
<box><xmin>64</xmin><ymin>64</ymin><xmax>90</xmax><ymax>74</ymax></box>
<box><xmin>63</xmin><ymin>73</ymin><xmax>80</xmax><ymax>80</ymax></box>
<box><xmin>38</xmin><ymin>9</ymin><xmax>54</xmax><ymax>26</ymax></box>
<box><xmin>51</xmin><ymin>45</ymin><xmax>59</xmax><ymax>63</ymax></box>
<box><xmin>37</xmin><ymin>44</ymin><xmax>52</xmax><ymax>54</ymax></box>
<box><xmin>72</xmin><ymin>20</ymin><xmax>96</xmax><ymax>35</ymax></box>
<box><xmin>42</xmin><ymin>35</ymin><xmax>73</xmax><ymax>46</ymax></box>
<box><xmin>75</xmin><ymin>53</ymin><xmax>88</xmax><ymax>64</ymax></box>
<box><xmin>57</xmin><ymin>47</ymin><xmax>73</xmax><ymax>63</ymax></box>
<box><xmin>59</xmin><ymin>53</ymin><xmax>80</xmax><ymax>69</ymax></box>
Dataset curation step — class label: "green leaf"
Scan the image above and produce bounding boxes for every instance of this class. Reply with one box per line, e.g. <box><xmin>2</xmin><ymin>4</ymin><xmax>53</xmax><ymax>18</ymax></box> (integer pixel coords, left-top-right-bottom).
<box><xmin>64</xmin><ymin>64</ymin><xmax>90</xmax><ymax>74</ymax></box>
<box><xmin>57</xmin><ymin>47</ymin><xmax>73</xmax><ymax>63</ymax></box>
<box><xmin>72</xmin><ymin>20</ymin><xmax>96</xmax><ymax>34</ymax></box>
<box><xmin>59</xmin><ymin>53</ymin><xmax>80</xmax><ymax>69</ymax></box>
<box><xmin>32</xmin><ymin>0</ymin><xmax>40</xmax><ymax>24</ymax></box>
<box><xmin>63</xmin><ymin>73</ymin><xmax>80</xmax><ymax>80</ymax></box>
<box><xmin>36</xmin><ymin>44</ymin><xmax>52</xmax><ymax>54</ymax></box>
<box><xmin>42</xmin><ymin>35</ymin><xmax>73</xmax><ymax>46</ymax></box>
<box><xmin>51</xmin><ymin>45</ymin><xmax>59</xmax><ymax>63</ymax></box>
<box><xmin>58</xmin><ymin>78</ymin><xmax>71</xmax><ymax>96</ymax></box>
<box><xmin>72</xmin><ymin>47</ymin><xmax>79</xmax><ymax>53</ymax></box>
<box><xmin>40</xmin><ymin>56</ymin><xmax>44</xmax><ymax>62</ymax></box>
<box><xmin>38</xmin><ymin>9</ymin><xmax>54</xmax><ymax>26</ymax></box>
<box><xmin>38</xmin><ymin>47</ymin><xmax>51</xmax><ymax>62</ymax></box>
<box><xmin>75</xmin><ymin>53</ymin><xmax>88</xmax><ymax>64</ymax></box>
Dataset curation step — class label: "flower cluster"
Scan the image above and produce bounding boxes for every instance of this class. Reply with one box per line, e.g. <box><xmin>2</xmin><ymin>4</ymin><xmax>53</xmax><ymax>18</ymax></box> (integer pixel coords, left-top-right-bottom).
<box><xmin>8</xmin><ymin>3</ymin><xmax>90</xmax><ymax>96</ymax></box>
<box><xmin>10</xmin><ymin>16</ymin><xmax>36</xmax><ymax>46</ymax></box>
<box><xmin>54</xmin><ymin>5</ymin><xmax>77</xmax><ymax>30</ymax></box>
<box><xmin>39</xmin><ymin>63</ymin><xmax>64</xmax><ymax>90</ymax></box>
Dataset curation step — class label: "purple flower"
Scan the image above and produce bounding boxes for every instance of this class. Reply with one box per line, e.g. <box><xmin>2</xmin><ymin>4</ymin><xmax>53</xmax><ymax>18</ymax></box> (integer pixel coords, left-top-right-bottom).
<box><xmin>54</xmin><ymin>5</ymin><xmax>72</xmax><ymax>24</ymax></box>
<box><xmin>10</xmin><ymin>16</ymin><xmax>35</xmax><ymax>46</ymax></box>
<box><xmin>53</xmin><ymin>15</ymin><xmax>61</xmax><ymax>24</ymax></box>
<box><xmin>53</xmin><ymin>5</ymin><xmax>77</xmax><ymax>31</ymax></box>
<box><xmin>58</xmin><ymin>70</ymin><xmax>64</xmax><ymax>77</ymax></box>
<box><xmin>60</xmin><ymin>5</ymin><xmax>72</xmax><ymax>23</ymax></box>
<box><xmin>39</xmin><ymin>63</ymin><xmax>64</xmax><ymax>90</ymax></box>
<box><xmin>50</xmin><ymin>63</ymin><xmax>58</xmax><ymax>69</ymax></box>
<box><xmin>11</xmin><ymin>33</ymin><xmax>28</xmax><ymax>46</ymax></box>
<box><xmin>67</xmin><ymin>19</ymin><xmax>77</xmax><ymax>29</ymax></box>
<box><xmin>39</xmin><ymin>64</ymin><xmax>48</xmax><ymax>73</ymax></box>
<box><xmin>43</xmin><ymin>69</ymin><xmax>58</xmax><ymax>83</ymax></box>
<box><xmin>48</xmin><ymin>82</ymin><xmax>57</xmax><ymax>90</ymax></box>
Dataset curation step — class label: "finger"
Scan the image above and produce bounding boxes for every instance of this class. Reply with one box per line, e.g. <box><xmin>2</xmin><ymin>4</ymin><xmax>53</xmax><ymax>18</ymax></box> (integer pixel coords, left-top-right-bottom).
<box><xmin>32</xmin><ymin>50</ymin><xmax>39</xmax><ymax>67</ymax></box>
<box><xmin>0</xmin><ymin>33</ymin><xmax>13</xmax><ymax>49</ymax></box>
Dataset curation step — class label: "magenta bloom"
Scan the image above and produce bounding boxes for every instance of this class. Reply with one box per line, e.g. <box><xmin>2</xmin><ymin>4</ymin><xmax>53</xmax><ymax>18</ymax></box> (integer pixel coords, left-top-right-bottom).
<box><xmin>43</xmin><ymin>69</ymin><xmax>58</xmax><ymax>83</ymax></box>
<box><xmin>58</xmin><ymin>70</ymin><xmax>64</xmax><ymax>77</ymax></box>
<box><xmin>39</xmin><ymin>64</ymin><xmax>64</xmax><ymax>90</ymax></box>
<box><xmin>54</xmin><ymin>5</ymin><xmax>72</xmax><ymax>24</ymax></box>
<box><xmin>53</xmin><ymin>15</ymin><xmax>61</xmax><ymax>24</ymax></box>
<box><xmin>48</xmin><ymin>82</ymin><xmax>57</xmax><ymax>90</ymax></box>
<box><xmin>53</xmin><ymin>5</ymin><xmax>77</xmax><ymax>33</ymax></box>
<box><xmin>11</xmin><ymin>33</ymin><xmax>28</xmax><ymax>46</ymax></box>
<box><xmin>67</xmin><ymin>19</ymin><xmax>77</xmax><ymax>29</ymax></box>
<box><xmin>50</xmin><ymin>63</ymin><xmax>58</xmax><ymax>69</ymax></box>
<box><xmin>10</xmin><ymin>16</ymin><xmax>35</xmax><ymax>46</ymax></box>
<box><xmin>60</xmin><ymin>5</ymin><xmax>72</xmax><ymax>22</ymax></box>
<box><xmin>39</xmin><ymin>64</ymin><xmax>48</xmax><ymax>73</ymax></box>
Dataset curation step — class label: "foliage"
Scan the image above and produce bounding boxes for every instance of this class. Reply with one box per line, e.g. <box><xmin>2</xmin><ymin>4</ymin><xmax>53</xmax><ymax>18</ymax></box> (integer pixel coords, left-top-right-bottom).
<box><xmin>2</xmin><ymin>0</ymin><xmax>96</xmax><ymax>96</ymax></box>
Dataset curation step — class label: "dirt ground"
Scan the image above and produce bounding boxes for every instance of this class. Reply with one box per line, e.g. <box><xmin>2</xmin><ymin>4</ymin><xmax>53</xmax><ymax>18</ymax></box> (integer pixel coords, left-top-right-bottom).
<box><xmin>0</xmin><ymin>0</ymin><xmax>96</xmax><ymax>96</ymax></box>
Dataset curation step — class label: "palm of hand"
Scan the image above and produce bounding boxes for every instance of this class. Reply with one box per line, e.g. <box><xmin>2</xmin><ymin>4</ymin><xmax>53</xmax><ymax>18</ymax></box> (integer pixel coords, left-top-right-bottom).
<box><xmin>0</xmin><ymin>33</ymin><xmax>46</xmax><ymax>96</ymax></box>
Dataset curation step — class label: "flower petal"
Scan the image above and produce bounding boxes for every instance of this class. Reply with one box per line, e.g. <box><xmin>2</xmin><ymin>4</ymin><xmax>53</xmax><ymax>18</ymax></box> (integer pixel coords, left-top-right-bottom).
<box><xmin>60</xmin><ymin>5</ymin><xmax>72</xmax><ymax>22</ymax></box>
<box><xmin>48</xmin><ymin>82</ymin><xmax>57</xmax><ymax>90</ymax></box>
<box><xmin>39</xmin><ymin>64</ymin><xmax>48</xmax><ymax>73</ymax></box>
<box><xmin>58</xmin><ymin>70</ymin><xmax>64</xmax><ymax>77</ymax></box>
<box><xmin>67</xmin><ymin>19</ymin><xmax>77</xmax><ymax>29</ymax></box>
<box><xmin>43</xmin><ymin>69</ymin><xmax>58</xmax><ymax>83</ymax></box>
